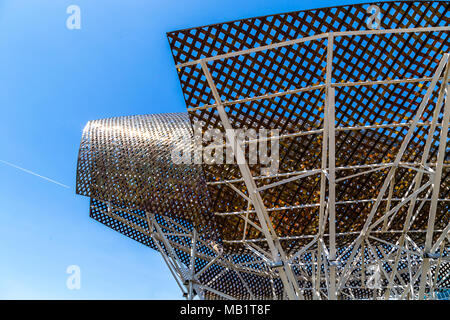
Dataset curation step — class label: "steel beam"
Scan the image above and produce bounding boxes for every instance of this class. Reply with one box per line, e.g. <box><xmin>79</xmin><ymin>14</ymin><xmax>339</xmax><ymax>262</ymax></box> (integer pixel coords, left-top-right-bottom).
<box><xmin>200</xmin><ymin>61</ymin><xmax>302</xmax><ymax>299</ymax></box>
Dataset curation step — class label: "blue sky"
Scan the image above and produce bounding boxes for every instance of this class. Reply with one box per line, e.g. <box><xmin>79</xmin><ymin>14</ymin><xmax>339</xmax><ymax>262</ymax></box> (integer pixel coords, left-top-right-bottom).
<box><xmin>0</xmin><ymin>0</ymin><xmax>376</xmax><ymax>299</ymax></box>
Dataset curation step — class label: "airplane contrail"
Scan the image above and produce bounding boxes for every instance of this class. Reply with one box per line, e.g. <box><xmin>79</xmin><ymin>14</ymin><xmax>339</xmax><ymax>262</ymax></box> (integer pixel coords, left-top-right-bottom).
<box><xmin>0</xmin><ymin>159</ymin><xmax>71</xmax><ymax>189</ymax></box>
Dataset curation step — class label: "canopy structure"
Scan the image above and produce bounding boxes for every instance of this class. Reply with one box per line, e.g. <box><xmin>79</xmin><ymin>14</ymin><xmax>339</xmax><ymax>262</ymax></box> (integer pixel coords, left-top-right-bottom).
<box><xmin>76</xmin><ymin>1</ymin><xmax>450</xmax><ymax>300</ymax></box>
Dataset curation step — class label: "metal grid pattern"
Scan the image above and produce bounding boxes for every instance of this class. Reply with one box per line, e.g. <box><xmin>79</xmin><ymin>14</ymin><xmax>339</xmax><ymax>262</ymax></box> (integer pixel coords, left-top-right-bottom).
<box><xmin>164</xmin><ymin>1</ymin><xmax>450</xmax><ymax>299</ymax></box>
<box><xmin>89</xmin><ymin>198</ymin><xmax>285</xmax><ymax>299</ymax></box>
<box><xmin>88</xmin><ymin>194</ymin><xmax>450</xmax><ymax>299</ymax></box>
<box><xmin>167</xmin><ymin>1</ymin><xmax>449</xmax><ymax>251</ymax></box>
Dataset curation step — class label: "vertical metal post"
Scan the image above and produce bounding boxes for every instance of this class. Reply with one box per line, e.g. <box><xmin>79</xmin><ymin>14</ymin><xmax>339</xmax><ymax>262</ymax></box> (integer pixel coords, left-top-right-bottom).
<box><xmin>382</xmin><ymin>170</ymin><xmax>396</xmax><ymax>231</ymax></box>
<box><xmin>326</xmin><ymin>33</ymin><xmax>337</xmax><ymax>299</ymax></box>
<box><xmin>188</xmin><ymin>229</ymin><xmax>197</xmax><ymax>299</ymax></box>
<box><xmin>418</xmin><ymin>83</ymin><xmax>450</xmax><ymax>299</ymax></box>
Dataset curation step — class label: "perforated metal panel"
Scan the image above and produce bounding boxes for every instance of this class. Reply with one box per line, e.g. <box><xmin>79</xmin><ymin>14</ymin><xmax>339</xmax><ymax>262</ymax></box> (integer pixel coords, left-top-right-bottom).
<box><xmin>76</xmin><ymin>113</ymin><xmax>218</xmax><ymax>237</ymax></box>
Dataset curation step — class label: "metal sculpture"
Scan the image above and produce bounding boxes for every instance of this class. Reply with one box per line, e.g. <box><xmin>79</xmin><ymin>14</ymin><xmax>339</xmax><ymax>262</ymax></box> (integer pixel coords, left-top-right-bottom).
<box><xmin>76</xmin><ymin>1</ymin><xmax>450</xmax><ymax>300</ymax></box>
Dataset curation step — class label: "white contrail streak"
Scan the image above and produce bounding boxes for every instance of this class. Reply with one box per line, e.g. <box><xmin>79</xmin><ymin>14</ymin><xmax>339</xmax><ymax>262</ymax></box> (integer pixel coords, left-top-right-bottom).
<box><xmin>0</xmin><ymin>159</ymin><xmax>70</xmax><ymax>189</ymax></box>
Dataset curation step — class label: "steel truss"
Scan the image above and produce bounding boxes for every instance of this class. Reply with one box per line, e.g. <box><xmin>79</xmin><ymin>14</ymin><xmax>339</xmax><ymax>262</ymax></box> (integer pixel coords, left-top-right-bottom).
<box><xmin>163</xmin><ymin>26</ymin><xmax>450</xmax><ymax>300</ymax></box>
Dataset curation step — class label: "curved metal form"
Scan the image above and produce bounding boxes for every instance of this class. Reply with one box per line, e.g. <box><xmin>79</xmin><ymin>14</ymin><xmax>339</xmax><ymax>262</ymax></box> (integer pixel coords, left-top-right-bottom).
<box><xmin>76</xmin><ymin>113</ymin><xmax>285</xmax><ymax>299</ymax></box>
<box><xmin>76</xmin><ymin>1</ymin><xmax>450</xmax><ymax>300</ymax></box>
<box><xmin>76</xmin><ymin>113</ymin><xmax>216</xmax><ymax>235</ymax></box>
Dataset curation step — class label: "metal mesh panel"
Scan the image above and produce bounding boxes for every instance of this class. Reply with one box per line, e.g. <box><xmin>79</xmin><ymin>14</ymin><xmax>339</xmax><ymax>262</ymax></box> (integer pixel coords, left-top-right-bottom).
<box><xmin>167</xmin><ymin>1</ymin><xmax>450</xmax><ymax>252</ymax></box>
<box><xmin>89</xmin><ymin>197</ymin><xmax>284</xmax><ymax>299</ymax></box>
<box><xmin>76</xmin><ymin>113</ymin><xmax>218</xmax><ymax>237</ymax></box>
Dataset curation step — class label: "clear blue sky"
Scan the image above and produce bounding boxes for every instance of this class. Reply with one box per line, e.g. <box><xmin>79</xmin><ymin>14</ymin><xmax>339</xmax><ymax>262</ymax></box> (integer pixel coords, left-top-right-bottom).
<box><xmin>0</xmin><ymin>0</ymin><xmax>376</xmax><ymax>299</ymax></box>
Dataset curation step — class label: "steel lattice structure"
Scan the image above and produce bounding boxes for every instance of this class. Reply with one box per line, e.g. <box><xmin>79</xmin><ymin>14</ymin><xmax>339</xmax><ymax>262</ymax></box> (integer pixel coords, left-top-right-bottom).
<box><xmin>76</xmin><ymin>1</ymin><xmax>450</xmax><ymax>300</ymax></box>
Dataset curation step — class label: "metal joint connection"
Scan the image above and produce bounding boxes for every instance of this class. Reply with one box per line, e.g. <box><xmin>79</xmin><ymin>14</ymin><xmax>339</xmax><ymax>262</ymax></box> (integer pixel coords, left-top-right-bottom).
<box><xmin>329</xmin><ymin>260</ymin><xmax>341</xmax><ymax>267</ymax></box>
<box><xmin>268</xmin><ymin>260</ymin><xmax>284</xmax><ymax>269</ymax></box>
<box><xmin>423</xmin><ymin>252</ymin><xmax>441</xmax><ymax>259</ymax></box>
